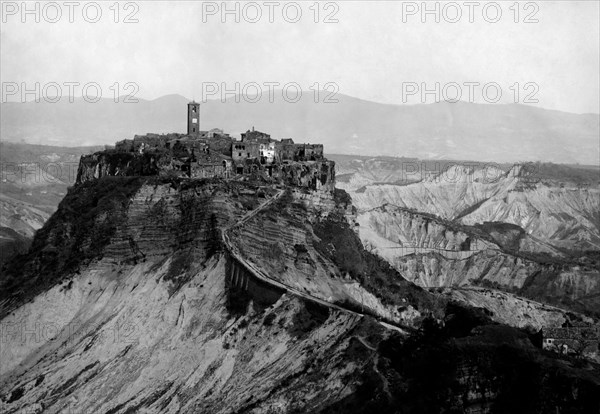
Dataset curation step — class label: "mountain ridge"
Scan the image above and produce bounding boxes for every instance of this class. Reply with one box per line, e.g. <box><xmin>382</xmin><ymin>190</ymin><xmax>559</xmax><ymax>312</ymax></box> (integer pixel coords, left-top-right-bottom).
<box><xmin>10</xmin><ymin>93</ymin><xmax>600</xmax><ymax>116</ymax></box>
<box><xmin>2</xmin><ymin>93</ymin><xmax>598</xmax><ymax>164</ymax></box>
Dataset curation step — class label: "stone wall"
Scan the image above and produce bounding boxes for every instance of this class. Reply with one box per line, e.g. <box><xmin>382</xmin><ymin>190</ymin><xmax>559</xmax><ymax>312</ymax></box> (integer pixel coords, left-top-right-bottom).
<box><xmin>277</xmin><ymin>160</ymin><xmax>336</xmax><ymax>191</ymax></box>
<box><xmin>77</xmin><ymin>151</ymin><xmax>336</xmax><ymax>192</ymax></box>
<box><xmin>76</xmin><ymin>151</ymin><xmax>169</xmax><ymax>184</ymax></box>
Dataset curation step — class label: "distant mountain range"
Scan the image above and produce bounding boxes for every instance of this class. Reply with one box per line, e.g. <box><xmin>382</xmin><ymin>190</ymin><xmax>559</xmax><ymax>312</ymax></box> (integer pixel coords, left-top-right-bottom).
<box><xmin>1</xmin><ymin>93</ymin><xmax>598</xmax><ymax>164</ymax></box>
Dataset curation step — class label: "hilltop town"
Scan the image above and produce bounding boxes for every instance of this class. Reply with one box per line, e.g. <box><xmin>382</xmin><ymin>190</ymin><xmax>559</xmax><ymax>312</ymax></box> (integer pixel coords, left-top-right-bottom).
<box><xmin>4</xmin><ymin>102</ymin><xmax>600</xmax><ymax>413</ymax></box>
<box><xmin>76</xmin><ymin>101</ymin><xmax>335</xmax><ymax>191</ymax></box>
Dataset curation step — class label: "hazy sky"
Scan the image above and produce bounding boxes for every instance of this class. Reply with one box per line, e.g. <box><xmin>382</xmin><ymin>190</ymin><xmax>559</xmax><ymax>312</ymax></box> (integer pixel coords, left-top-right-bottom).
<box><xmin>1</xmin><ymin>1</ymin><xmax>598</xmax><ymax>113</ymax></box>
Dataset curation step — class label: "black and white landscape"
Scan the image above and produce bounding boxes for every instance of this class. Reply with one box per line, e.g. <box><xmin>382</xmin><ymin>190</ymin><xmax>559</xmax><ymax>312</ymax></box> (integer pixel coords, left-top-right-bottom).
<box><xmin>1</xmin><ymin>2</ymin><xmax>599</xmax><ymax>413</ymax></box>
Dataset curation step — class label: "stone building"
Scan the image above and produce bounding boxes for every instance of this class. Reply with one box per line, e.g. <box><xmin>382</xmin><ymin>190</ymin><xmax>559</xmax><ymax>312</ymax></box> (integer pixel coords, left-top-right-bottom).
<box><xmin>188</xmin><ymin>101</ymin><xmax>200</xmax><ymax>135</ymax></box>
<box><xmin>542</xmin><ymin>326</ymin><xmax>600</xmax><ymax>361</ymax></box>
<box><xmin>78</xmin><ymin>101</ymin><xmax>335</xmax><ymax>191</ymax></box>
<box><xmin>241</xmin><ymin>128</ymin><xmax>270</xmax><ymax>142</ymax></box>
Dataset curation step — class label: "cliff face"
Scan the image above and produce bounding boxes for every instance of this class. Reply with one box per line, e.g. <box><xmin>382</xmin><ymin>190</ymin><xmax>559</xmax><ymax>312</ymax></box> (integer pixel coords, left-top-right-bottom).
<box><xmin>0</xmin><ymin>177</ymin><xmax>274</xmax><ymax>314</ymax></box>
<box><xmin>77</xmin><ymin>150</ymin><xmax>336</xmax><ymax>191</ymax></box>
<box><xmin>1</xmin><ymin>177</ymin><xmax>598</xmax><ymax>413</ymax></box>
<box><xmin>229</xmin><ymin>189</ymin><xmax>436</xmax><ymax>327</ymax></box>
<box><xmin>278</xmin><ymin>160</ymin><xmax>336</xmax><ymax>192</ymax></box>
<box><xmin>76</xmin><ymin>152</ymin><xmax>169</xmax><ymax>184</ymax></box>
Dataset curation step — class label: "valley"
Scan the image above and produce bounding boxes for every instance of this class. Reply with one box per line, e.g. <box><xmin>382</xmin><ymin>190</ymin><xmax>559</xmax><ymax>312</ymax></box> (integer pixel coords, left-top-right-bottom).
<box><xmin>338</xmin><ymin>156</ymin><xmax>600</xmax><ymax>322</ymax></box>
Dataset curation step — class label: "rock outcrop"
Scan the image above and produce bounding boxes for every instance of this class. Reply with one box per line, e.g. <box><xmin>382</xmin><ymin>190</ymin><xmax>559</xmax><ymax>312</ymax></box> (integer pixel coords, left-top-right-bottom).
<box><xmin>77</xmin><ymin>150</ymin><xmax>336</xmax><ymax>192</ymax></box>
<box><xmin>1</xmin><ymin>177</ymin><xmax>599</xmax><ymax>413</ymax></box>
<box><xmin>0</xmin><ymin>177</ymin><xmax>275</xmax><ymax>314</ymax></box>
<box><xmin>76</xmin><ymin>151</ymin><xmax>169</xmax><ymax>184</ymax></box>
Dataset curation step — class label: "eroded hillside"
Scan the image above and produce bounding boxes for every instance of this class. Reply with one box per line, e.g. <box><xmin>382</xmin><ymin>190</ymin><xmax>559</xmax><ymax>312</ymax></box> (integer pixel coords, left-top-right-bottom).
<box><xmin>351</xmin><ymin>164</ymin><xmax>600</xmax><ymax>251</ymax></box>
<box><xmin>343</xmin><ymin>162</ymin><xmax>600</xmax><ymax>319</ymax></box>
<box><xmin>0</xmin><ymin>142</ymin><xmax>101</xmax><ymax>265</ymax></box>
<box><xmin>2</xmin><ymin>177</ymin><xmax>598</xmax><ymax>413</ymax></box>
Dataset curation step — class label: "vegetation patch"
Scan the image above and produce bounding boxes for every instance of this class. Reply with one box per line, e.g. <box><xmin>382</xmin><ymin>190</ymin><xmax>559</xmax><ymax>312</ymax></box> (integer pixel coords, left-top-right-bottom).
<box><xmin>164</xmin><ymin>249</ymin><xmax>199</xmax><ymax>295</ymax></box>
<box><xmin>263</xmin><ymin>313</ymin><xmax>277</xmax><ymax>326</ymax></box>
<box><xmin>226</xmin><ymin>286</ymin><xmax>254</xmax><ymax>316</ymax></box>
<box><xmin>312</xmin><ymin>209</ymin><xmax>445</xmax><ymax>317</ymax></box>
<box><xmin>287</xmin><ymin>301</ymin><xmax>330</xmax><ymax>338</ymax></box>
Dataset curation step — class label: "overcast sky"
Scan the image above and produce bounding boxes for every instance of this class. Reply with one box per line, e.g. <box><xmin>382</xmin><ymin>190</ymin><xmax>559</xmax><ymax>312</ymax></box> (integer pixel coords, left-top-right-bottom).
<box><xmin>1</xmin><ymin>1</ymin><xmax>598</xmax><ymax>113</ymax></box>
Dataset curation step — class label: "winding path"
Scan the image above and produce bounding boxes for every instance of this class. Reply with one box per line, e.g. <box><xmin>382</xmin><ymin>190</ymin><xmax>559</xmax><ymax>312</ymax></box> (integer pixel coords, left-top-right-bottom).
<box><xmin>221</xmin><ymin>189</ymin><xmax>413</xmax><ymax>334</ymax></box>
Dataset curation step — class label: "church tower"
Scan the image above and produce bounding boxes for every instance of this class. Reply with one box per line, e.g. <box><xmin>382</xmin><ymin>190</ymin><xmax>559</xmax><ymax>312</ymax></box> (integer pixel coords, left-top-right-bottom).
<box><xmin>187</xmin><ymin>101</ymin><xmax>200</xmax><ymax>136</ymax></box>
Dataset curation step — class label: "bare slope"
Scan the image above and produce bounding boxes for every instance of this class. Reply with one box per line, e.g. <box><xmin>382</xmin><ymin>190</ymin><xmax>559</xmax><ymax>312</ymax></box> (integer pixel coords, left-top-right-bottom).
<box><xmin>2</xmin><ymin>178</ymin><xmax>599</xmax><ymax>413</ymax></box>
<box><xmin>352</xmin><ymin>164</ymin><xmax>600</xmax><ymax>250</ymax></box>
<box><xmin>345</xmin><ymin>164</ymin><xmax>600</xmax><ymax>317</ymax></box>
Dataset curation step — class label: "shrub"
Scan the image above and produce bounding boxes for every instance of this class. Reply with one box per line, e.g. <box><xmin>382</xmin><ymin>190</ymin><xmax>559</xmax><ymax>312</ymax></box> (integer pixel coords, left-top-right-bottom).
<box><xmin>312</xmin><ymin>215</ymin><xmax>445</xmax><ymax>317</ymax></box>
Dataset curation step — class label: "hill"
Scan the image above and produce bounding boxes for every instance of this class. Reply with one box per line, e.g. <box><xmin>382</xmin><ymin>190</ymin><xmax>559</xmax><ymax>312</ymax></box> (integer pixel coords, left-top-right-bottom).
<box><xmin>1</xmin><ymin>175</ymin><xmax>599</xmax><ymax>413</ymax></box>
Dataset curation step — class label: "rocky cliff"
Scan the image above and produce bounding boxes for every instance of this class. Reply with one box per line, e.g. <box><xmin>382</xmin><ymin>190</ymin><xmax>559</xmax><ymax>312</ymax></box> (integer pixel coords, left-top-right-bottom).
<box><xmin>1</xmin><ymin>176</ymin><xmax>599</xmax><ymax>413</ymax></box>
<box><xmin>77</xmin><ymin>150</ymin><xmax>337</xmax><ymax>192</ymax></box>
<box><xmin>229</xmin><ymin>189</ymin><xmax>436</xmax><ymax>327</ymax></box>
<box><xmin>0</xmin><ymin>177</ymin><xmax>275</xmax><ymax>314</ymax></box>
<box><xmin>76</xmin><ymin>151</ymin><xmax>169</xmax><ymax>183</ymax></box>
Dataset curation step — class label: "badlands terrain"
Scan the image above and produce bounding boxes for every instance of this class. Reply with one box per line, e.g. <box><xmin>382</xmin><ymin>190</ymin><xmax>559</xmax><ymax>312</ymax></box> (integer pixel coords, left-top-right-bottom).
<box><xmin>0</xmin><ymin>144</ymin><xmax>598</xmax><ymax>413</ymax></box>
<box><xmin>334</xmin><ymin>155</ymin><xmax>600</xmax><ymax>320</ymax></box>
<box><xmin>0</xmin><ymin>142</ymin><xmax>102</xmax><ymax>265</ymax></box>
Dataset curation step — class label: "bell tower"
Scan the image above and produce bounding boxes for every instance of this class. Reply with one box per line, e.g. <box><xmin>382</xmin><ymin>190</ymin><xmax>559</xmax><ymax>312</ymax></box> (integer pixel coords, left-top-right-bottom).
<box><xmin>187</xmin><ymin>101</ymin><xmax>200</xmax><ymax>136</ymax></box>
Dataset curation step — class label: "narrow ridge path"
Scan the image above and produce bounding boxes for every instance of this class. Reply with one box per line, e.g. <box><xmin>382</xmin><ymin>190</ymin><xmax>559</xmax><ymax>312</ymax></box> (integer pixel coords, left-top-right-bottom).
<box><xmin>222</xmin><ymin>189</ymin><xmax>415</xmax><ymax>334</ymax></box>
